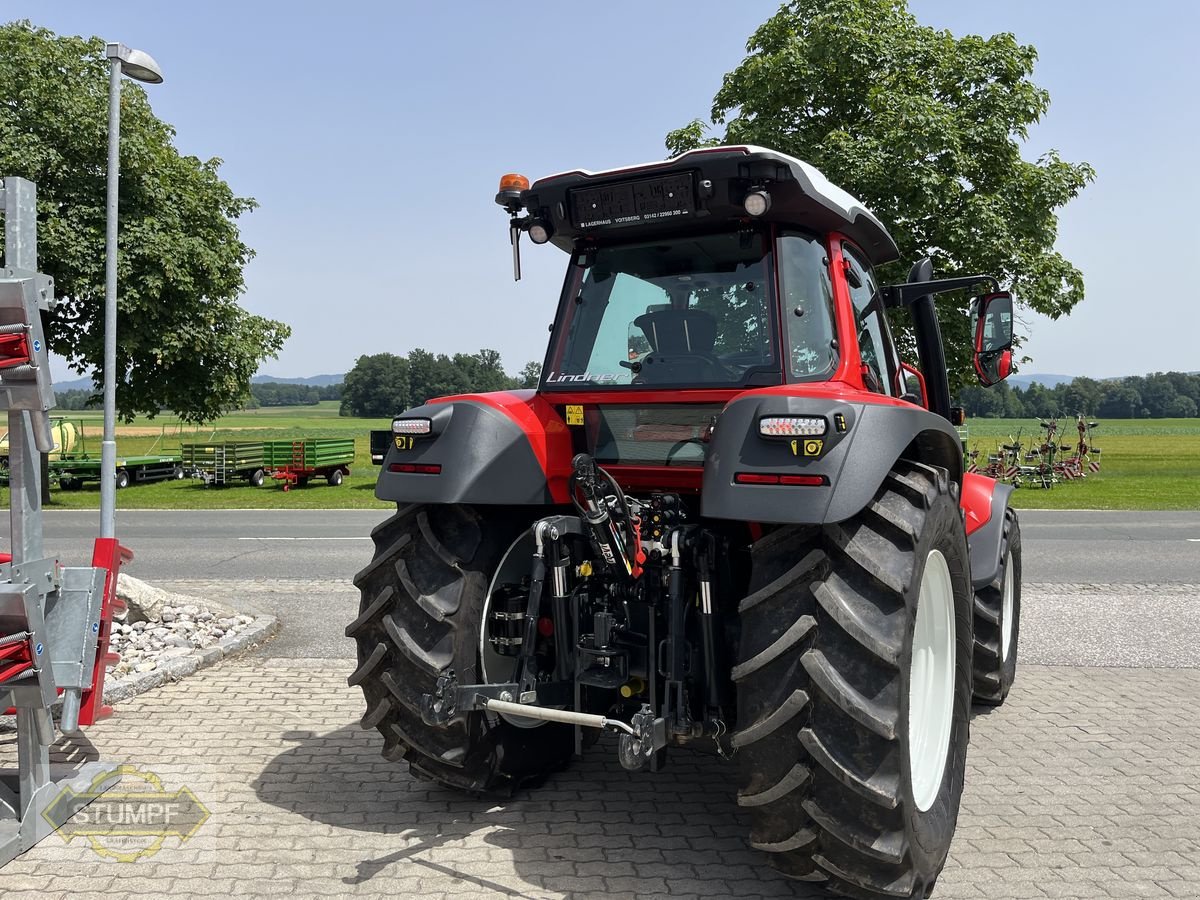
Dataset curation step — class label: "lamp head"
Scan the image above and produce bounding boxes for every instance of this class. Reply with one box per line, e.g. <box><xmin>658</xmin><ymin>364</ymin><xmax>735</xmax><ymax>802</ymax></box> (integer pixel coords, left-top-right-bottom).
<box><xmin>106</xmin><ymin>42</ymin><xmax>164</xmax><ymax>84</ymax></box>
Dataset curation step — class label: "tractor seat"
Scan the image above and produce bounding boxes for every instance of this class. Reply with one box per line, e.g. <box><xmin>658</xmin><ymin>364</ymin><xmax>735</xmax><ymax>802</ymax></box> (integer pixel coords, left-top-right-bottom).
<box><xmin>633</xmin><ymin>309</ymin><xmax>727</xmax><ymax>383</ymax></box>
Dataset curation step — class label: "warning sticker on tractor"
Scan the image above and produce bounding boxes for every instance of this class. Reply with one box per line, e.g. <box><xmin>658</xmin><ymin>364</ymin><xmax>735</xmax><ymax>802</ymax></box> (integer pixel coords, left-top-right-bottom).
<box><xmin>565</xmin><ymin>405</ymin><xmax>584</xmax><ymax>426</ymax></box>
<box><xmin>791</xmin><ymin>439</ymin><xmax>824</xmax><ymax>457</ymax></box>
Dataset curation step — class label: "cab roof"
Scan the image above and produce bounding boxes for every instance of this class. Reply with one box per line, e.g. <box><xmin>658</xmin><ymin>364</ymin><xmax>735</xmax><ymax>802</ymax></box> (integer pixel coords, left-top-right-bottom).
<box><xmin>523</xmin><ymin>145</ymin><xmax>899</xmax><ymax>265</ymax></box>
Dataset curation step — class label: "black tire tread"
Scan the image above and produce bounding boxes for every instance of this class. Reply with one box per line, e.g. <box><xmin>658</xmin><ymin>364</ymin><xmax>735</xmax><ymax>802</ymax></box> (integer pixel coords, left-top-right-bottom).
<box><xmin>735</xmin><ymin>459</ymin><xmax>969</xmax><ymax>898</ymax></box>
<box><xmin>972</xmin><ymin>509</ymin><xmax>1021</xmax><ymax>705</ymax></box>
<box><xmin>732</xmin><ymin>689</ymin><xmax>810</xmax><ymax>749</ymax></box>
<box><xmin>349</xmin><ymin>503</ymin><xmax>571</xmax><ymax>795</ymax></box>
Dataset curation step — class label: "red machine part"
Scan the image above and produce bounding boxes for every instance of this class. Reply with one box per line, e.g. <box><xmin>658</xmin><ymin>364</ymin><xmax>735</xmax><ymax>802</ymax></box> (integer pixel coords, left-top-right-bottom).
<box><xmin>960</xmin><ymin>471</ymin><xmax>996</xmax><ymax>537</ymax></box>
<box><xmin>0</xmin><ymin>330</ymin><xmax>31</xmax><ymax>369</ymax></box>
<box><xmin>2</xmin><ymin>539</ymin><xmax>130</xmax><ymax>720</ymax></box>
<box><xmin>0</xmin><ymin>550</ymin><xmax>32</xmax><ymax>684</ymax></box>
<box><xmin>79</xmin><ymin>538</ymin><xmax>133</xmax><ymax>725</ymax></box>
<box><xmin>0</xmin><ymin>635</ymin><xmax>34</xmax><ymax>683</ymax></box>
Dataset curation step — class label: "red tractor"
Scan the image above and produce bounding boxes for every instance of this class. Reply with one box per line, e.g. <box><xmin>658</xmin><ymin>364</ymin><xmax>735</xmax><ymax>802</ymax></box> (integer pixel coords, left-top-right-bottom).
<box><xmin>349</xmin><ymin>146</ymin><xmax>1021</xmax><ymax>898</ymax></box>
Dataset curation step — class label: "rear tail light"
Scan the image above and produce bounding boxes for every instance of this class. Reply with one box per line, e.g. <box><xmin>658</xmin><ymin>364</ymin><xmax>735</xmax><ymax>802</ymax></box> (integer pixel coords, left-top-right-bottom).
<box><xmin>388</xmin><ymin>463</ymin><xmax>441</xmax><ymax>475</ymax></box>
<box><xmin>734</xmin><ymin>472</ymin><xmax>827</xmax><ymax>486</ymax></box>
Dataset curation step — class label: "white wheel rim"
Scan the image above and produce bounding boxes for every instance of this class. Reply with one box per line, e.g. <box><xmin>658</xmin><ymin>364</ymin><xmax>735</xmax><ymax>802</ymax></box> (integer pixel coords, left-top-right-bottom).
<box><xmin>908</xmin><ymin>549</ymin><xmax>956</xmax><ymax>813</ymax></box>
<box><xmin>1000</xmin><ymin>552</ymin><xmax>1014</xmax><ymax>662</ymax></box>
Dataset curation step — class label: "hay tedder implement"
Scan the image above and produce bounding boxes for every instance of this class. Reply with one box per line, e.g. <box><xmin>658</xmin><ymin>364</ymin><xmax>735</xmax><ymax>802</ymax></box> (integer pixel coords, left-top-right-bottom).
<box><xmin>0</xmin><ymin>178</ymin><xmax>129</xmax><ymax>865</ymax></box>
<box><xmin>967</xmin><ymin>415</ymin><xmax>1101</xmax><ymax>489</ymax></box>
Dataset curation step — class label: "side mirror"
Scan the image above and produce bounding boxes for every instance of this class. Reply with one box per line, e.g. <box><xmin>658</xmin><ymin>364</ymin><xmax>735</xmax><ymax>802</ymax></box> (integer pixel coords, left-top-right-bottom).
<box><xmin>972</xmin><ymin>291</ymin><xmax>1014</xmax><ymax>386</ymax></box>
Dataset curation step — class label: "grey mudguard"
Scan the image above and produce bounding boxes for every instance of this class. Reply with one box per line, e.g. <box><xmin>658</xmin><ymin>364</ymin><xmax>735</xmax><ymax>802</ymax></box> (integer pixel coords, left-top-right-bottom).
<box><xmin>701</xmin><ymin>394</ymin><xmax>964</xmax><ymax>525</ymax></box>
<box><xmin>967</xmin><ymin>482</ymin><xmax>1014</xmax><ymax>591</ymax></box>
<box><xmin>375</xmin><ymin>400</ymin><xmax>552</xmax><ymax>505</ymax></box>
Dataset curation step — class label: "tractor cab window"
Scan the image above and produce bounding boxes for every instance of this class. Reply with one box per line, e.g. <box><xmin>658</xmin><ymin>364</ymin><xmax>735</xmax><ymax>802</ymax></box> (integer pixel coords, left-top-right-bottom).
<box><xmin>543</xmin><ymin>232</ymin><xmax>778</xmax><ymax>389</ymax></box>
<box><xmin>779</xmin><ymin>231</ymin><xmax>837</xmax><ymax>380</ymax></box>
<box><xmin>842</xmin><ymin>243</ymin><xmax>899</xmax><ymax>396</ymax></box>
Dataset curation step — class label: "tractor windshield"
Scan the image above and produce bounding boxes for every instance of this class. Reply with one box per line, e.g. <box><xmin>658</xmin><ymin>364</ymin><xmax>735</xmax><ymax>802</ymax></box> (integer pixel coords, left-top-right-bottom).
<box><xmin>543</xmin><ymin>231</ymin><xmax>779</xmax><ymax>389</ymax></box>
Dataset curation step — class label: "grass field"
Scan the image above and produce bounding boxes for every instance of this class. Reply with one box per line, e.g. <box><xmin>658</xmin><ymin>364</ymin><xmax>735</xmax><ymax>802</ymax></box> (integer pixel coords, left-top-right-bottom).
<box><xmin>3</xmin><ymin>407</ymin><xmax>1197</xmax><ymax>511</ymax></box>
<box><xmin>1</xmin><ymin>402</ymin><xmax>395</xmax><ymax>510</ymax></box>
<box><xmin>962</xmin><ymin>418</ymin><xmax>1200</xmax><ymax>510</ymax></box>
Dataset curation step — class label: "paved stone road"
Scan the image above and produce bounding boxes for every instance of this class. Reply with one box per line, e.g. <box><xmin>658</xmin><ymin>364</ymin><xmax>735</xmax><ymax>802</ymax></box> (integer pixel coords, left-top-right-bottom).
<box><xmin>3</xmin><ymin>658</ymin><xmax>1199</xmax><ymax>899</ymax></box>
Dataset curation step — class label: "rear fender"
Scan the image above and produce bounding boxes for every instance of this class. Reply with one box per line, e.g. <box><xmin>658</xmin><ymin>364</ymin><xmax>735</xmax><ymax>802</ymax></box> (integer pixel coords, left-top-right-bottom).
<box><xmin>375</xmin><ymin>391</ymin><xmax>571</xmax><ymax>506</ymax></box>
<box><xmin>962</xmin><ymin>472</ymin><xmax>1014</xmax><ymax>591</ymax></box>
<box><xmin>701</xmin><ymin>391</ymin><xmax>964</xmax><ymax>525</ymax></box>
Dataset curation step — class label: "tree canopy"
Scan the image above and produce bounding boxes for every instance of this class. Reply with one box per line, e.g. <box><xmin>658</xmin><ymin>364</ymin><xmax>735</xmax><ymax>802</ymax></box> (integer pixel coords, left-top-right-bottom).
<box><xmin>957</xmin><ymin>372</ymin><xmax>1200</xmax><ymax>419</ymax></box>
<box><xmin>0</xmin><ymin>21</ymin><xmax>290</xmax><ymax>422</ymax></box>
<box><xmin>339</xmin><ymin>349</ymin><xmax>539</xmax><ymax>417</ymax></box>
<box><xmin>666</xmin><ymin>0</ymin><xmax>1094</xmax><ymax>388</ymax></box>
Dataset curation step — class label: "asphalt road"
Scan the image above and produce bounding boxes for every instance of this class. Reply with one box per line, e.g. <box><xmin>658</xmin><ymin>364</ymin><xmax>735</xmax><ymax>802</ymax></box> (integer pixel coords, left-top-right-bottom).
<box><xmin>3</xmin><ymin>507</ymin><xmax>1197</xmax><ymax>660</ymax></box>
<box><xmin>7</xmin><ymin>507</ymin><xmax>1198</xmax><ymax>584</ymax></box>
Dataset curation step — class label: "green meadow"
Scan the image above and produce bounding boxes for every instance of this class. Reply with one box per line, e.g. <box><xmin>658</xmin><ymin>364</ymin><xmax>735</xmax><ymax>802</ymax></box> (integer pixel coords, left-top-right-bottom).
<box><xmin>2</xmin><ymin>402</ymin><xmax>394</xmax><ymax>510</ymax></box>
<box><xmin>962</xmin><ymin>418</ymin><xmax>1200</xmax><ymax>510</ymax></box>
<box><xmin>3</xmin><ymin>406</ymin><xmax>1197</xmax><ymax>511</ymax></box>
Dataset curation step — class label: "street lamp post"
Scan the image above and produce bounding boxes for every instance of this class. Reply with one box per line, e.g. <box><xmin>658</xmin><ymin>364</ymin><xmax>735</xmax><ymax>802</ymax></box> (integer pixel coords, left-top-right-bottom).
<box><xmin>100</xmin><ymin>42</ymin><xmax>163</xmax><ymax>539</ymax></box>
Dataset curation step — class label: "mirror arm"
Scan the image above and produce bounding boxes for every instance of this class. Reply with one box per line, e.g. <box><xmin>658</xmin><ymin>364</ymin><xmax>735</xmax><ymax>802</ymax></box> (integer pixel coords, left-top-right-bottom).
<box><xmin>881</xmin><ymin>275</ymin><xmax>1000</xmax><ymax>309</ymax></box>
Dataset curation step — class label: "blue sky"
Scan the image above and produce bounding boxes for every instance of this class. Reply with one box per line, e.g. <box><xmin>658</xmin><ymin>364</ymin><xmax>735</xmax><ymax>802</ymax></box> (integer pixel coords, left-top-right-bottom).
<box><xmin>8</xmin><ymin>1</ymin><xmax>1199</xmax><ymax>380</ymax></box>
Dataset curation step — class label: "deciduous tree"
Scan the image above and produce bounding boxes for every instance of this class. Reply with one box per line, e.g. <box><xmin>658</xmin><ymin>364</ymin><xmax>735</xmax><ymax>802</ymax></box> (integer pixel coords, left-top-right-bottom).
<box><xmin>0</xmin><ymin>21</ymin><xmax>289</xmax><ymax>422</ymax></box>
<box><xmin>666</xmin><ymin>0</ymin><xmax>1094</xmax><ymax>388</ymax></box>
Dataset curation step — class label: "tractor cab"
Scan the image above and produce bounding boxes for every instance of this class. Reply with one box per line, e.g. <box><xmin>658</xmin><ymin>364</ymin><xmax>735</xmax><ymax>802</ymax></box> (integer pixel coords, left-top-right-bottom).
<box><xmin>497</xmin><ymin>146</ymin><xmax>1013</xmax><ymax>485</ymax></box>
<box><xmin>500</xmin><ymin>146</ymin><xmax>900</xmax><ymax>394</ymax></box>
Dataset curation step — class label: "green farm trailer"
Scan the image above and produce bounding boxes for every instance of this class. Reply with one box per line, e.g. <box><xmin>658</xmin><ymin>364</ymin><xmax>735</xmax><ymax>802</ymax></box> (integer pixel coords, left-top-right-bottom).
<box><xmin>47</xmin><ymin>422</ymin><xmax>184</xmax><ymax>490</ymax></box>
<box><xmin>54</xmin><ymin>454</ymin><xmax>184</xmax><ymax>490</ymax></box>
<box><xmin>181</xmin><ymin>441</ymin><xmax>268</xmax><ymax>486</ymax></box>
<box><xmin>264</xmin><ymin>438</ymin><xmax>354</xmax><ymax>489</ymax></box>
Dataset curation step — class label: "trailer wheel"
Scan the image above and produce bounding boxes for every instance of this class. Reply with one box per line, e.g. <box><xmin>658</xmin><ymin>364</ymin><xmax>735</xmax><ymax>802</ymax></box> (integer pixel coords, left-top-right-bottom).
<box><xmin>172</xmin><ymin>466</ymin><xmax>185</xmax><ymax>480</ymax></box>
<box><xmin>349</xmin><ymin>503</ymin><xmax>573</xmax><ymax>794</ymax></box>
<box><xmin>249</xmin><ymin>468</ymin><xmax>266</xmax><ymax>488</ymax></box>
<box><xmin>114</xmin><ymin>469</ymin><xmax>130</xmax><ymax>490</ymax></box>
<box><xmin>734</xmin><ymin>460</ymin><xmax>972</xmax><ymax>897</ymax></box>
<box><xmin>297</xmin><ymin>476</ymin><xmax>309</xmax><ymax>488</ymax></box>
<box><xmin>972</xmin><ymin>510</ymin><xmax>1021</xmax><ymax>705</ymax></box>
<box><xmin>61</xmin><ymin>475</ymin><xmax>81</xmax><ymax>491</ymax></box>
<box><xmin>327</xmin><ymin>469</ymin><xmax>344</xmax><ymax>486</ymax></box>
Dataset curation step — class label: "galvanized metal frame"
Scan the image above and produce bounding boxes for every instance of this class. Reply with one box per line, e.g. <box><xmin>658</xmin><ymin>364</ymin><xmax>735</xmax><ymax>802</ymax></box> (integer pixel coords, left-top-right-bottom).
<box><xmin>0</xmin><ymin>177</ymin><xmax>118</xmax><ymax>867</ymax></box>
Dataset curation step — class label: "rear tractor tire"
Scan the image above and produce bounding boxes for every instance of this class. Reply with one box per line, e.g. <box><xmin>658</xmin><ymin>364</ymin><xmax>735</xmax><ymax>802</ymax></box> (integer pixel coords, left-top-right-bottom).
<box><xmin>734</xmin><ymin>460</ymin><xmax>973</xmax><ymax>899</ymax></box>
<box><xmin>348</xmin><ymin>503</ymin><xmax>573</xmax><ymax>794</ymax></box>
<box><xmin>971</xmin><ymin>510</ymin><xmax>1021</xmax><ymax>705</ymax></box>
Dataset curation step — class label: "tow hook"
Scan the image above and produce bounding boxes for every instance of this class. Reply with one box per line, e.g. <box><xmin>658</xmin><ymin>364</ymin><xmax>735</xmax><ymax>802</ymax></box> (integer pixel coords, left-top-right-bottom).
<box><xmin>617</xmin><ymin>705</ymin><xmax>667</xmax><ymax>771</ymax></box>
<box><xmin>421</xmin><ymin>673</ymin><xmax>667</xmax><ymax>769</ymax></box>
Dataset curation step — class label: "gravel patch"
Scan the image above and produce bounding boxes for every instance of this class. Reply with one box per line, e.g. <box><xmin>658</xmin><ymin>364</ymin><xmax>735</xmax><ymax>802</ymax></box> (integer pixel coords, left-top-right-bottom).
<box><xmin>101</xmin><ymin>587</ymin><xmax>279</xmax><ymax>704</ymax></box>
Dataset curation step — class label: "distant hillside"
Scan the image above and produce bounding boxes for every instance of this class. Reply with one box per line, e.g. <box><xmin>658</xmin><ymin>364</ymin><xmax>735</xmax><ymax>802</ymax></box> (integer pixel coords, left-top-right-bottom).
<box><xmin>51</xmin><ymin>373</ymin><xmax>344</xmax><ymax>394</ymax></box>
<box><xmin>52</xmin><ymin>376</ymin><xmax>93</xmax><ymax>394</ymax></box>
<box><xmin>1007</xmin><ymin>373</ymin><xmax>1077</xmax><ymax>390</ymax></box>
<box><xmin>251</xmin><ymin>373</ymin><xmax>344</xmax><ymax>386</ymax></box>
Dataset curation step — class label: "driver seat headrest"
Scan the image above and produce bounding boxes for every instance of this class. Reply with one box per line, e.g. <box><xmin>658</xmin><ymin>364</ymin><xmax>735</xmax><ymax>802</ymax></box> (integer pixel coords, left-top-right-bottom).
<box><xmin>634</xmin><ymin>309</ymin><xmax>717</xmax><ymax>355</ymax></box>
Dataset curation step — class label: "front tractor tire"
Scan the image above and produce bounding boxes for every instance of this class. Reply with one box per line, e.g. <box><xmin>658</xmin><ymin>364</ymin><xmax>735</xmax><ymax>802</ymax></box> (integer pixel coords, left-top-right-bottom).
<box><xmin>971</xmin><ymin>510</ymin><xmax>1021</xmax><ymax>705</ymax></box>
<box><xmin>734</xmin><ymin>460</ymin><xmax>973</xmax><ymax>899</ymax></box>
<box><xmin>348</xmin><ymin>503</ymin><xmax>572</xmax><ymax>794</ymax></box>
